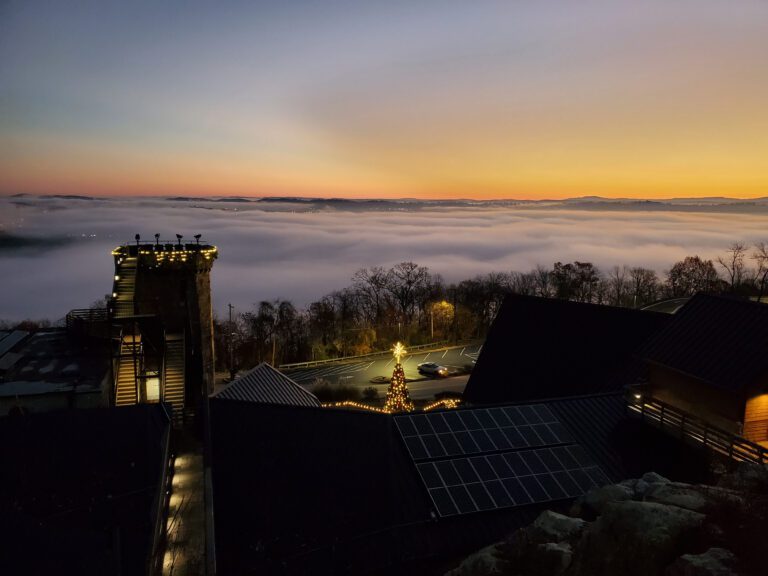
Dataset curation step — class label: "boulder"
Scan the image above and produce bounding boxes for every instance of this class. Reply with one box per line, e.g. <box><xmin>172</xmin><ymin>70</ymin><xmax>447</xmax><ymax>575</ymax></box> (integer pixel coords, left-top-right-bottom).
<box><xmin>641</xmin><ymin>471</ymin><xmax>671</xmax><ymax>484</ymax></box>
<box><xmin>665</xmin><ymin>547</ymin><xmax>738</xmax><ymax>576</ymax></box>
<box><xmin>530</xmin><ymin>510</ymin><xmax>586</xmax><ymax>543</ymax></box>
<box><xmin>533</xmin><ymin>542</ymin><xmax>573</xmax><ymax>576</ymax></box>
<box><xmin>717</xmin><ymin>462</ymin><xmax>768</xmax><ymax>493</ymax></box>
<box><xmin>644</xmin><ymin>482</ymin><xmax>709</xmax><ymax>512</ymax></box>
<box><xmin>568</xmin><ymin>500</ymin><xmax>706</xmax><ymax>576</ymax></box>
<box><xmin>445</xmin><ymin>543</ymin><xmax>507</xmax><ymax>576</ymax></box>
<box><xmin>571</xmin><ymin>483</ymin><xmax>634</xmax><ymax>519</ymax></box>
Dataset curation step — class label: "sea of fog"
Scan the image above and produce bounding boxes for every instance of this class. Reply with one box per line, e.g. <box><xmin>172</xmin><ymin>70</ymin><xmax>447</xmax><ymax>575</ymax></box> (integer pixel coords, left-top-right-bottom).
<box><xmin>1</xmin><ymin>195</ymin><xmax>767</xmax><ymax>322</ymax></box>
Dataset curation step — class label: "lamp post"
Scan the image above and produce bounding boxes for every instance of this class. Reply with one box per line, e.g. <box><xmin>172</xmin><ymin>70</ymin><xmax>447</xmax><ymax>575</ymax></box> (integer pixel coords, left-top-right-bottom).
<box><xmin>430</xmin><ymin>306</ymin><xmax>434</xmax><ymax>340</ymax></box>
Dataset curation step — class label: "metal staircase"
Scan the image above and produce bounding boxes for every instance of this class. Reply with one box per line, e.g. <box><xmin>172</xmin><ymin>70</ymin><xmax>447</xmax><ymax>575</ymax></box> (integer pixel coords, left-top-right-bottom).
<box><xmin>115</xmin><ymin>332</ymin><xmax>140</xmax><ymax>406</ymax></box>
<box><xmin>163</xmin><ymin>333</ymin><xmax>185</xmax><ymax>416</ymax></box>
<box><xmin>113</xmin><ymin>257</ymin><xmax>137</xmax><ymax>318</ymax></box>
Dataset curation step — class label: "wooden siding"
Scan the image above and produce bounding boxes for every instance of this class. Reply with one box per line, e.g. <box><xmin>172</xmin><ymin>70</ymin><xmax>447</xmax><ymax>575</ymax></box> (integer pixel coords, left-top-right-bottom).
<box><xmin>744</xmin><ymin>393</ymin><xmax>768</xmax><ymax>442</ymax></box>
<box><xmin>648</xmin><ymin>364</ymin><xmax>743</xmax><ymax>433</ymax></box>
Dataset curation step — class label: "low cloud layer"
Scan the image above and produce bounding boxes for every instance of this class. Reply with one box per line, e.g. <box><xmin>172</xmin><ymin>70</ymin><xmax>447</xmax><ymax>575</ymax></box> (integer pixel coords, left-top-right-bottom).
<box><xmin>1</xmin><ymin>196</ymin><xmax>766</xmax><ymax>321</ymax></box>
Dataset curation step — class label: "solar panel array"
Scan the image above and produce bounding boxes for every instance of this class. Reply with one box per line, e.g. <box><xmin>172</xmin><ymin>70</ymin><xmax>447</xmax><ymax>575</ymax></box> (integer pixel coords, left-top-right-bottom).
<box><xmin>395</xmin><ymin>404</ymin><xmax>611</xmax><ymax>517</ymax></box>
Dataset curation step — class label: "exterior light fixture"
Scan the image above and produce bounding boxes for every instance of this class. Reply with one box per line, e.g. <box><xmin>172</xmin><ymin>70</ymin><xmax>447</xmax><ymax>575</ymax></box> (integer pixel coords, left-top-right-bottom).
<box><xmin>634</xmin><ymin>393</ymin><xmax>642</xmax><ymax>400</ymax></box>
<box><xmin>114</xmin><ymin>275</ymin><xmax>120</xmax><ymax>281</ymax></box>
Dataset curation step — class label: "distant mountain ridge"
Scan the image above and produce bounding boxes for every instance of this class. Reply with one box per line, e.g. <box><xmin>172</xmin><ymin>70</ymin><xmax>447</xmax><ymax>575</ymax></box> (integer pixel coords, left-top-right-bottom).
<box><xmin>3</xmin><ymin>193</ymin><xmax>767</xmax><ymax>213</ymax></box>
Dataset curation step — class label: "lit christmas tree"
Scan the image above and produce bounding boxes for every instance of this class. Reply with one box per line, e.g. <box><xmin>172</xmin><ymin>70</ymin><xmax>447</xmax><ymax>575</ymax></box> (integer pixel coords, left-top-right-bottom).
<box><xmin>384</xmin><ymin>342</ymin><xmax>414</xmax><ymax>413</ymax></box>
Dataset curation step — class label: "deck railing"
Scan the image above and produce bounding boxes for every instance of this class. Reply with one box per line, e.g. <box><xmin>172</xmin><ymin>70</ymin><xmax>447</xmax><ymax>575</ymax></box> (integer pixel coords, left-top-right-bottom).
<box><xmin>66</xmin><ymin>307</ymin><xmax>108</xmax><ymax>328</ymax></box>
<box><xmin>626</xmin><ymin>393</ymin><xmax>768</xmax><ymax>465</ymax></box>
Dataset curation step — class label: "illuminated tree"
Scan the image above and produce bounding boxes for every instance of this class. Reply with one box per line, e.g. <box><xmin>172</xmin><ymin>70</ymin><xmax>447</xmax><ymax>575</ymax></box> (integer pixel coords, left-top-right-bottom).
<box><xmin>384</xmin><ymin>342</ymin><xmax>414</xmax><ymax>413</ymax></box>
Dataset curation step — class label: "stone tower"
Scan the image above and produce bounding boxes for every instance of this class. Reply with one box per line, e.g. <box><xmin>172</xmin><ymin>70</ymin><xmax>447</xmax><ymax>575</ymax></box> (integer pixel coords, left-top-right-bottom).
<box><xmin>109</xmin><ymin>235</ymin><xmax>217</xmax><ymax>418</ymax></box>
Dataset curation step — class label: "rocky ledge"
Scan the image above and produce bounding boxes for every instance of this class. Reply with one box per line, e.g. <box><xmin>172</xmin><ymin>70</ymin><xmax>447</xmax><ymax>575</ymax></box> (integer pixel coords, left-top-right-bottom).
<box><xmin>447</xmin><ymin>465</ymin><xmax>768</xmax><ymax>576</ymax></box>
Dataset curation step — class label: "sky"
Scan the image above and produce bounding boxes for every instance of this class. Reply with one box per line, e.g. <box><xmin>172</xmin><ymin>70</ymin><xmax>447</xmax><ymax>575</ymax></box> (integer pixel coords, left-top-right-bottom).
<box><xmin>2</xmin><ymin>196</ymin><xmax>766</xmax><ymax>321</ymax></box>
<box><xmin>1</xmin><ymin>0</ymin><xmax>767</xmax><ymax>199</ymax></box>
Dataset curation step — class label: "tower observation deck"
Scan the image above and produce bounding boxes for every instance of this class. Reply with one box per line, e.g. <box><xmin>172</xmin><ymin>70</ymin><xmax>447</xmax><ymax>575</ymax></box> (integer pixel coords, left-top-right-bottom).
<box><xmin>109</xmin><ymin>238</ymin><xmax>217</xmax><ymax>420</ymax></box>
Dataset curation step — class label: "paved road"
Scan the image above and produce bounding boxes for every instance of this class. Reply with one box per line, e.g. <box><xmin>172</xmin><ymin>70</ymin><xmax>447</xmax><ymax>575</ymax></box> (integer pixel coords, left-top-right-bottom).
<box><xmin>283</xmin><ymin>343</ymin><xmax>482</xmax><ymax>392</ymax></box>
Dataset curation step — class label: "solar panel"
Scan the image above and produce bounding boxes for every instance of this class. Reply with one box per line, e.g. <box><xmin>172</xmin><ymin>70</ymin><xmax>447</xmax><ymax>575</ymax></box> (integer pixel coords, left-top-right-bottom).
<box><xmin>395</xmin><ymin>404</ymin><xmax>612</xmax><ymax>517</ymax></box>
<box><xmin>394</xmin><ymin>403</ymin><xmax>584</xmax><ymax>461</ymax></box>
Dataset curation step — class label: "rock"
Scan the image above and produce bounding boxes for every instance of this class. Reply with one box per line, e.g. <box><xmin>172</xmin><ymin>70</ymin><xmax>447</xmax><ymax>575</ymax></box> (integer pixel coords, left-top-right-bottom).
<box><xmin>619</xmin><ymin>477</ymin><xmax>654</xmax><ymax>498</ymax></box>
<box><xmin>665</xmin><ymin>547</ymin><xmax>738</xmax><ymax>576</ymax></box>
<box><xmin>634</xmin><ymin>479</ymin><xmax>652</xmax><ymax>497</ymax></box>
<box><xmin>571</xmin><ymin>483</ymin><xmax>635</xmax><ymax>519</ymax></box>
<box><xmin>644</xmin><ymin>482</ymin><xmax>709</xmax><ymax>512</ymax></box>
<box><xmin>501</xmin><ymin>512</ymin><xmax>585</xmax><ymax>576</ymax></box>
<box><xmin>642</xmin><ymin>471</ymin><xmax>671</xmax><ymax>484</ymax></box>
<box><xmin>530</xmin><ymin>510</ymin><xmax>586</xmax><ymax>543</ymax></box>
<box><xmin>533</xmin><ymin>542</ymin><xmax>573</xmax><ymax>576</ymax></box>
<box><xmin>717</xmin><ymin>462</ymin><xmax>768</xmax><ymax>493</ymax></box>
<box><xmin>445</xmin><ymin>543</ymin><xmax>507</xmax><ymax>576</ymax></box>
<box><xmin>568</xmin><ymin>500</ymin><xmax>706</xmax><ymax>576</ymax></box>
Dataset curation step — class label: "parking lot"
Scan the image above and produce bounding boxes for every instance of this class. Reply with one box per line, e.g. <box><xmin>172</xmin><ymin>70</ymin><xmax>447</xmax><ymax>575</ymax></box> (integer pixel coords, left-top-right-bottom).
<box><xmin>282</xmin><ymin>343</ymin><xmax>482</xmax><ymax>398</ymax></box>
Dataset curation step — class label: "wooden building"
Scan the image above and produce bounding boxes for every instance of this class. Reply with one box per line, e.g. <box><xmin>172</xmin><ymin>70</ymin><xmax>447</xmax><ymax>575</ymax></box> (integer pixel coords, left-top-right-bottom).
<box><xmin>635</xmin><ymin>294</ymin><xmax>768</xmax><ymax>444</ymax></box>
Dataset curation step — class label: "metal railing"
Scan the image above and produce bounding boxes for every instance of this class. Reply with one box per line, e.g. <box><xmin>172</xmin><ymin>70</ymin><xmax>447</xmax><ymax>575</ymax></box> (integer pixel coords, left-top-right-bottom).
<box><xmin>626</xmin><ymin>393</ymin><xmax>768</xmax><ymax>465</ymax></box>
<box><xmin>279</xmin><ymin>339</ymin><xmax>479</xmax><ymax>370</ymax></box>
<box><xmin>66</xmin><ymin>307</ymin><xmax>108</xmax><ymax>328</ymax></box>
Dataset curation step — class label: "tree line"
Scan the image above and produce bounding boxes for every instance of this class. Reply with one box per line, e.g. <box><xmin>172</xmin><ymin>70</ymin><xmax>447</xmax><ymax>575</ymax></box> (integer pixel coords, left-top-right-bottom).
<box><xmin>213</xmin><ymin>241</ymin><xmax>768</xmax><ymax>372</ymax></box>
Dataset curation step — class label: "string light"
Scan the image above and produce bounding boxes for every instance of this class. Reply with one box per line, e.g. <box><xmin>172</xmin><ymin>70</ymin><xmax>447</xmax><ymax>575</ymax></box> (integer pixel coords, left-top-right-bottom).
<box><xmin>423</xmin><ymin>399</ymin><xmax>461</xmax><ymax>411</ymax></box>
<box><xmin>112</xmin><ymin>244</ymin><xmax>218</xmax><ymax>268</ymax></box>
<box><xmin>384</xmin><ymin>341</ymin><xmax>414</xmax><ymax>413</ymax></box>
<box><xmin>322</xmin><ymin>401</ymin><xmax>387</xmax><ymax>413</ymax></box>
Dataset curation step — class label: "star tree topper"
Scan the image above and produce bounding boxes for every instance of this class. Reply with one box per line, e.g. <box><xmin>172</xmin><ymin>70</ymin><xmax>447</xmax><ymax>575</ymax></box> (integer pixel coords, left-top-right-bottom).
<box><xmin>392</xmin><ymin>341</ymin><xmax>406</xmax><ymax>365</ymax></box>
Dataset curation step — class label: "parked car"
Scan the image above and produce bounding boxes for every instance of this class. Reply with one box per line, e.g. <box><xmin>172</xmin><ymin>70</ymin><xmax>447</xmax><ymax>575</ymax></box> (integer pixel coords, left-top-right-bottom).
<box><xmin>417</xmin><ymin>362</ymin><xmax>449</xmax><ymax>377</ymax></box>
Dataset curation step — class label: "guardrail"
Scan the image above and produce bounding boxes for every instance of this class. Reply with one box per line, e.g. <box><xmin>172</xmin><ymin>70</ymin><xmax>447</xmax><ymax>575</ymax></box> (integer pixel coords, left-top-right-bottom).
<box><xmin>279</xmin><ymin>339</ymin><xmax>480</xmax><ymax>370</ymax></box>
<box><xmin>626</xmin><ymin>393</ymin><xmax>768</xmax><ymax>465</ymax></box>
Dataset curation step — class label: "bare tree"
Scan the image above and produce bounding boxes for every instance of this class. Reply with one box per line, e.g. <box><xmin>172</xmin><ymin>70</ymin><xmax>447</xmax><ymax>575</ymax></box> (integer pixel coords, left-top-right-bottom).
<box><xmin>386</xmin><ymin>262</ymin><xmax>431</xmax><ymax>325</ymax></box>
<box><xmin>532</xmin><ymin>265</ymin><xmax>554</xmax><ymax>297</ymax></box>
<box><xmin>552</xmin><ymin>261</ymin><xmax>601</xmax><ymax>303</ymax></box>
<box><xmin>666</xmin><ymin>256</ymin><xmax>719</xmax><ymax>297</ymax></box>
<box><xmin>608</xmin><ymin>265</ymin><xmax>631</xmax><ymax>307</ymax></box>
<box><xmin>629</xmin><ymin>267</ymin><xmax>660</xmax><ymax>307</ymax></box>
<box><xmin>752</xmin><ymin>242</ymin><xmax>768</xmax><ymax>302</ymax></box>
<box><xmin>509</xmin><ymin>271</ymin><xmax>536</xmax><ymax>295</ymax></box>
<box><xmin>352</xmin><ymin>266</ymin><xmax>390</xmax><ymax>327</ymax></box>
<box><xmin>716</xmin><ymin>242</ymin><xmax>747</xmax><ymax>291</ymax></box>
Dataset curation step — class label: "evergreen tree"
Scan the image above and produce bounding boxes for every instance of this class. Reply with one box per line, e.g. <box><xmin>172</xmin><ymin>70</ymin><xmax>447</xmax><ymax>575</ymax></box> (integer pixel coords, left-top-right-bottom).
<box><xmin>384</xmin><ymin>362</ymin><xmax>414</xmax><ymax>413</ymax></box>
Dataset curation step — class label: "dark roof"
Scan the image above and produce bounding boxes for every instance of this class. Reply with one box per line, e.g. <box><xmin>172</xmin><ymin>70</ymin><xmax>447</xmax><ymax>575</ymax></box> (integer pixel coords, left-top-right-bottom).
<box><xmin>209</xmin><ymin>391</ymin><xmax>708</xmax><ymax>576</ymax></box>
<box><xmin>209</xmin><ymin>399</ymin><xmax>429</xmax><ymax>576</ymax></box>
<box><xmin>635</xmin><ymin>293</ymin><xmax>768</xmax><ymax>391</ymax></box>
<box><xmin>213</xmin><ymin>362</ymin><xmax>321</xmax><ymax>407</ymax></box>
<box><xmin>0</xmin><ymin>404</ymin><xmax>171</xmax><ymax>576</ymax></box>
<box><xmin>0</xmin><ymin>330</ymin><xmax>29</xmax><ymax>356</ymax></box>
<box><xmin>0</xmin><ymin>329</ymin><xmax>110</xmax><ymax>400</ymax></box>
<box><xmin>464</xmin><ymin>294</ymin><xmax>671</xmax><ymax>404</ymax></box>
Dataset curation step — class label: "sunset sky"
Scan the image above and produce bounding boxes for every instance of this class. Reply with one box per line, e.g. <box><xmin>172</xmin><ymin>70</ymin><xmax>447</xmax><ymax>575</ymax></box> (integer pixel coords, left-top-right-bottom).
<box><xmin>1</xmin><ymin>0</ymin><xmax>767</xmax><ymax>199</ymax></box>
